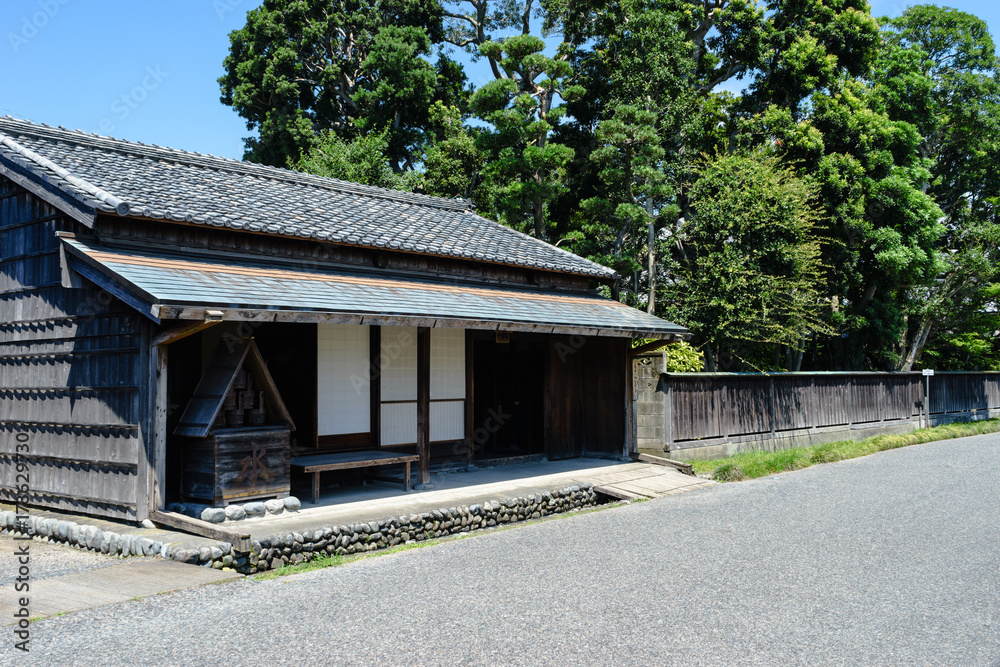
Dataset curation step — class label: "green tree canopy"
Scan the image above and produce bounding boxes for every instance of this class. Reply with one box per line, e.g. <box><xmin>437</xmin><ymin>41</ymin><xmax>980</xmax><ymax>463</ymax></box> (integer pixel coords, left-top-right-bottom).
<box><xmin>664</xmin><ymin>152</ymin><xmax>831</xmax><ymax>371</ymax></box>
<box><xmin>219</xmin><ymin>0</ymin><xmax>468</xmax><ymax>168</ymax></box>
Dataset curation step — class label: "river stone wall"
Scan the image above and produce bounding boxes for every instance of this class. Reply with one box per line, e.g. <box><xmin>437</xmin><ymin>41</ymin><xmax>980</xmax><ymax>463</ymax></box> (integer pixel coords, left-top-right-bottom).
<box><xmin>0</xmin><ymin>485</ymin><xmax>603</xmax><ymax>574</ymax></box>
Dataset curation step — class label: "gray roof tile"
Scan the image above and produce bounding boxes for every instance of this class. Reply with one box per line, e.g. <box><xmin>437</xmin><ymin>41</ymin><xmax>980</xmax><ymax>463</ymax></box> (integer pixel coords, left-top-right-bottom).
<box><xmin>0</xmin><ymin>117</ymin><xmax>615</xmax><ymax>279</ymax></box>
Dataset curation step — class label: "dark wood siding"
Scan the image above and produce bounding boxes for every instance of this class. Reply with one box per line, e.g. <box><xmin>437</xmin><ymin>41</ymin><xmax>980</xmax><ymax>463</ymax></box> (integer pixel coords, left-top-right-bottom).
<box><xmin>544</xmin><ymin>336</ymin><xmax>627</xmax><ymax>458</ymax></box>
<box><xmin>0</xmin><ymin>176</ymin><xmax>147</xmax><ymax>521</ymax></box>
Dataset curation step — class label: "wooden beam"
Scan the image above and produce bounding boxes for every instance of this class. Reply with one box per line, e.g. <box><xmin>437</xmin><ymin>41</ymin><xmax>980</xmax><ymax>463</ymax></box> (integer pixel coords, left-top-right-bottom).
<box><xmin>369</xmin><ymin>325</ymin><xmax>381</xmax><ymax>450</ymax></box>
<box><xmin>625</xmin><ymin>353</ymin><xmax>636</xmax><ymax>458</ymax></box>
<box><xmin>154</xmin><ymin>306</ymin><xmax>687</xmax><ymax>341</ymax></box>
<box><xmin>152</xmin><ymin>320</ymin><xmax>222</xmax><ymax>346</ymax></box>
<box><xmin>149</xmin><ymin>509</ymin><xmax>252</xmax><ymax>551</ymax></box>
<box><xmin>632</xmin><ymin>452</ymin><xmax>695</xmax><ymax>476</ymax></box>
<box><xmin>416</xmin><ymin>326</ymin><xmax>432</xmax><ymax>488</ymax></box>
<box><xmin>630</xmin><ymin>339</ymin><xmax>674</xmax><ymax>357</ymax></box>
<box><xmin>464</xmin><ymin>329</ymin><xmax>475</xmax><ymax>464</ymax></box>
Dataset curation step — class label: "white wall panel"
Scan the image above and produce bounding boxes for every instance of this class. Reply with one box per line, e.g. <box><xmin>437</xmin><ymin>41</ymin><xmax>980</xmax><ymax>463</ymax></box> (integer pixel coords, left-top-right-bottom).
<box><xmin>380</xmin><ymin>326</ymin><xmax>417</xmax><ymax>401</ymax></box>
<box><xmin>381</xmin><ymin>402</ymin><xmax>417</xmax><ymax>446</ymax></box>
<box><xmin>431</xmin><ymin>400</ymin><xmax>465</xmax><ymax>441</ymax></box>
<box><xmin>431</xmin><ymin>328</ymin><xmax>465</xmax><ymax>400</ymax></box>
<box><xmin>317</xmin><ymin>323</ymin><xmax>369</xmax><ymax>436</ymax></box>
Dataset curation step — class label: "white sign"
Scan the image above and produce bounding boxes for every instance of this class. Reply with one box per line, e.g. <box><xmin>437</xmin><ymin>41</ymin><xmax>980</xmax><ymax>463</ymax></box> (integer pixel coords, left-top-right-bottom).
<box><xmin>922</xmin><ymin>369</ymin><xmax>935</xmax><ymax>376</ymax></box>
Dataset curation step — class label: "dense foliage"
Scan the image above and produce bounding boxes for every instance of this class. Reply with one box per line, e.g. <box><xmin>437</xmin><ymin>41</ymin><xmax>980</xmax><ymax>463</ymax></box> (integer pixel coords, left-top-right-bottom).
<box><xmin>220</xmin><ymin>0</ymin><xmax>1000</xmax><ymax>371</ymax></box>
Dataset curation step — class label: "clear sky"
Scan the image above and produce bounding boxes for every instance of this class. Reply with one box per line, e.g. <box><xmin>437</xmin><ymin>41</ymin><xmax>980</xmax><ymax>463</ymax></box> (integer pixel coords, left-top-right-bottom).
<box><xmin>1</xmin><ymin>1</ymin><xmax>998</xmax><ymax>161</ymax></box>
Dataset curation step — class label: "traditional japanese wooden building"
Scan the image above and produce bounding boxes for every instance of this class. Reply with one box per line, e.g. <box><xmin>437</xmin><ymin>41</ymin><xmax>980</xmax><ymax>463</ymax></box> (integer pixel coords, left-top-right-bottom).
<box><xmin>0</xmin><ymin>117</ymin><xmax>687</xmax><ymax>522</ymax></box>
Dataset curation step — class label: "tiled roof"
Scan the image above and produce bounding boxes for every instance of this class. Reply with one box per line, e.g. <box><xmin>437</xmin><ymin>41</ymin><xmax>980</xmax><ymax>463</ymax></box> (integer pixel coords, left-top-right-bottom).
<box><xmin>0</xmin><ymin>116</ymin><xmax>615</xmax><ymax>279</ymax></box>
<box><xmin>61</xmin><ymin>236</ymin><xmax>687</xmax><ymax>339</ymax></box>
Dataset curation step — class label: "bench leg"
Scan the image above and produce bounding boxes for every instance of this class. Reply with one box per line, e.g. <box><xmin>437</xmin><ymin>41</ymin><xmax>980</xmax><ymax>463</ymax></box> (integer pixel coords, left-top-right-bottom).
<box><xmin>313</xmin><ymin>472</ymin><xmax>320</xmax><ymax>504</ymax></box>
<box><xmin>404</xmin><ymin>462</ymin><xmax>411</xmax><ymax>492</ymax></box>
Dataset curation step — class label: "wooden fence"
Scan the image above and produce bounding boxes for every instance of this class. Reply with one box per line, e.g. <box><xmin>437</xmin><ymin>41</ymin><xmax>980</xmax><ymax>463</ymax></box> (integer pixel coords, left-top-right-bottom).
<box><xmin>633</xmin><ymin>356</ymin><xmax>1000</xmax><ymax>458</ymax></box>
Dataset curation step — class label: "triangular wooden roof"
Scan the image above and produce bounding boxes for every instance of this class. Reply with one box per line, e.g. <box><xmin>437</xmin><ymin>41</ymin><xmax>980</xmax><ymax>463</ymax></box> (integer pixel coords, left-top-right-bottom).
<box><xmin>173</xmin><ymin>338</ymin><xmax>295</xmax><ymax>437</ymax></box>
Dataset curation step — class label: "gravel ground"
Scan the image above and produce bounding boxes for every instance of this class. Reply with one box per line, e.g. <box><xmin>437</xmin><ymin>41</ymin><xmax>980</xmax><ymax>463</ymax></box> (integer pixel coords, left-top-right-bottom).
<box><xmin>11</xmin><ymin>433</ymin><xmax>1000</xmax><ymax>666</ymax></box>
<box><xmin>0</xmin><ymin>534</ymin><xmax>117</xmax><ymax>587</ymax></box>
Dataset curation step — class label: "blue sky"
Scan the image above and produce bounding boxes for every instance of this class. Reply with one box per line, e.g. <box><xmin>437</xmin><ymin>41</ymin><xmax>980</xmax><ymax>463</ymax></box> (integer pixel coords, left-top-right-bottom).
<box><xmin>1</xmin><ymin>0</ymin><xmax>998</xmax><ymax>161</ymax></box>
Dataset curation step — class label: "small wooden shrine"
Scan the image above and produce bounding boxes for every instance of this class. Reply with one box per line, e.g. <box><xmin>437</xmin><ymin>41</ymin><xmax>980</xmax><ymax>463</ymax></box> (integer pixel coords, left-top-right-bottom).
<box><xmin>173</xmin><ymin>338</ymin><xmax>295</xmax><ymax>506</ymax></box>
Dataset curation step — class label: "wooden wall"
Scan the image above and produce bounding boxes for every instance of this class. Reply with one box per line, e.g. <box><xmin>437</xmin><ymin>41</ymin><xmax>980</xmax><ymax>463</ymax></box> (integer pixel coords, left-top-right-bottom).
<box><xmin>658</xmin><ymin>372</ymin><xmax>924</xmax><ymax>453</ymax></box>
<box><xmin>544</xmin><ymin>336</ymin><xmax>627</xmax><ymax>458</ymax></box>
<box><xmin>0</xmin><ymin>177</ymin><xmax>148</xmax><ymax>521</ymax></box>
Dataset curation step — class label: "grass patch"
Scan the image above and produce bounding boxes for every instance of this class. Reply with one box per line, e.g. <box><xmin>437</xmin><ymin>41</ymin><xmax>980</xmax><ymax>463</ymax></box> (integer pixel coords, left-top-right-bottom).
<box><xmin>255</xmin><ymin>553</ymin><xmax>344</xmax><ymax>580</ymax></box>
<box><xmin>690</xmin><ymin>418</ymin><xmax>1000</xmax><ymax>482</ymax></box>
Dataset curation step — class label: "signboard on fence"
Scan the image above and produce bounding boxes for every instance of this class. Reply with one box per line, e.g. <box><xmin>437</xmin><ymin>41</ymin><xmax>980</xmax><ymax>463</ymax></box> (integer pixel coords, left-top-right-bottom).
<box><xmin>922</xmin><ymin>369</ymin><xmax>935</xmax><ymax>376</ymax></box>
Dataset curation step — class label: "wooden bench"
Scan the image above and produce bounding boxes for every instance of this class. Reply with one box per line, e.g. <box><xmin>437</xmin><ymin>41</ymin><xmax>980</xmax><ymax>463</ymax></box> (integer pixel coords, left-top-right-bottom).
<box><xmin>290</xmin><ymin>451</ymin><xmax>420</xmax><ymax>503</ymax></box>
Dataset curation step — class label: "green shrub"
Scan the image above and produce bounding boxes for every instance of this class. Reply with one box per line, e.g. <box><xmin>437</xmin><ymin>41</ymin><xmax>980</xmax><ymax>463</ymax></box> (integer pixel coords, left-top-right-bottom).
<box><xmin>712</xmin><ymin>462</ymin><xmax>745</xmax><ymax>481</ymax></box>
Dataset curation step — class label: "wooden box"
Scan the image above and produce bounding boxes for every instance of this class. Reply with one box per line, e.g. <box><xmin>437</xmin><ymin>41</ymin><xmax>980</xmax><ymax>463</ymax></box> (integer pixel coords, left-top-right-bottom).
<box><xmin>179</xmin><ymin>426</ymin><xmax>290</xmax><ymax>506</ymax></box>
<box><xmin>173</xmin><ymin>338</ymin><xmax>296</xmax><ymax>507</ymax></box>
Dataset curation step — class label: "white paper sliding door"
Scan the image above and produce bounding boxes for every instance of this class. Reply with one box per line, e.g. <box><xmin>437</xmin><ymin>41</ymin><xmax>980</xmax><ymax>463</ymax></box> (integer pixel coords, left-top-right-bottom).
<box><xmin>430</xmin><ymin>328</ymin><xmax>465</xmax><ymax>441</ymax></box>
<box><xmin>317</xmin><ymin>323</ymin><xmax>370</xmax><ymax>436</ymax></box>
<box><xmin>379</xmin><ymin>326</ymin><xmax>465</xmax><ymax>446</ymax></box>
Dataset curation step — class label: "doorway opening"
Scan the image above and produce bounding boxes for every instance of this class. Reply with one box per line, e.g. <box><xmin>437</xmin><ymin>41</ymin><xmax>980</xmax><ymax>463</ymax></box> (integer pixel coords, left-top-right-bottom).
<box><xmin>471</xmin><ymin>337</ymin><xmax>545</xmax><ymax>460</ymax></box>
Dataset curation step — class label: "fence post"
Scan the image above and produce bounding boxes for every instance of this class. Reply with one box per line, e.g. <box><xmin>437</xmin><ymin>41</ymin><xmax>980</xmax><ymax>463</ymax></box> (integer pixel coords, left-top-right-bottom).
<box><xmin>769</xmin><ymin>376</ymin><xmax>777</xmax><ymax>439</ymax></box>
<box><xmin>810</xmin><ymin>376</ymin><xmax>818</xmax><ymax>432</ymax></box>
<box><xmin>847</xmin><ymin>375</ymin><xmax>854</xmax><ymax>429</ymax></box>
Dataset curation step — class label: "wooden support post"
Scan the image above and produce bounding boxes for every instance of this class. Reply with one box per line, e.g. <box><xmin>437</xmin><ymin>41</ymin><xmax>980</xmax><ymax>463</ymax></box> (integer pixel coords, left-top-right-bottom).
<box><xmin>464</xmin><ymin>329</ymin><xmax>475</xmax><ymax>466</ymax></box>
<box><xmin>152</xmin><ymin>343</ymin><xmax>168</xmax><ymax>512</ymax></box>
<box><xmin>415</xmin><ymin>326</ymin><xmax>433</xmax><ymax>489</ymax></box>
<box><xmin>663</xmin><ymin>374</ymin><xmax>674</xmax><ymax>453</ymax></box>
<box><xmin>136</xmin><ymin>325</ymin><xmax>151</xmax><ymax>522</ymax></box>
<box><xmin>624</xmin><ymin>354</ymin><xmax>636</xmax><ymax>458</ymax></box>
<box><xmin>369</xmin><ymin>325</ymin><xmax>381</xmax><ymax>449</ymax></box>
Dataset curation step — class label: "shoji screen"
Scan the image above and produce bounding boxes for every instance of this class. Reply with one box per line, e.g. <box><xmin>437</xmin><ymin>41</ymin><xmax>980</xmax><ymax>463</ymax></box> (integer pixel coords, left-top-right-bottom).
<box><xmin>379</xmin><ymin>327</ymin><xmax>465</xmax><ymax>445</ymax></box>
<box><xmin>317</xmin><ymin>323</ymin><xmax>370</xmax><ymax>436</ymax></box>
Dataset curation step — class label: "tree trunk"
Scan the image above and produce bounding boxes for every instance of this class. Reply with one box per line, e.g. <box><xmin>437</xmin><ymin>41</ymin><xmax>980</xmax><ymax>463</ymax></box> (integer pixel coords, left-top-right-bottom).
<box><xmin>899</xmin><ymin>318</ymin><xmax>933</xmax><ymax>371</ymax></box>
<box><xmin>704</xmin><ymin>342</ymin><xmax>716</xmax><ymax>372</ymax></box>
<box><xmin>533</xmin><ymin>195</ymin><xmax>546</xmax><ymax>241</ymax></box>
<box><xmin>647</xmin><ymin>218</ymin><xmax>655</xmax><ymax>314</ymax></box>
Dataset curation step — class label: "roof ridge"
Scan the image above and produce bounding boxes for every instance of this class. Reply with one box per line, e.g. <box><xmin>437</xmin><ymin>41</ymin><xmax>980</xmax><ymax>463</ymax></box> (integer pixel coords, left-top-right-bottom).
<box><xmin>0</xmin><ymin>132</ymin><xmax>130</xmax><ymax>215</ymax></box>
<box><xmin>0</xmin><ymin>116</ymin><xmax>471</xmax><ymax>213</ymax></box>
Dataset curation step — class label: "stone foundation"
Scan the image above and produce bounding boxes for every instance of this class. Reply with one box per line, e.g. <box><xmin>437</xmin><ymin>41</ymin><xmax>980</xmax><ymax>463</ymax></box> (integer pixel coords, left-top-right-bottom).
<box><xmin>0</xmin><ymin>485</ymin><xmax>605</xmax><ymax>575</ymax></box>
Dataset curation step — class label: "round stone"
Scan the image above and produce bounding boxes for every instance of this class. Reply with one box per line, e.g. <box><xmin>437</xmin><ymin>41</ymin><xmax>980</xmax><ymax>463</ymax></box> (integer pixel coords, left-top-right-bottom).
<box><xmin>201</xmin><ymin>508</ymin><xmax>226</xmax><ymax>523</ymax></box>
<box><xmin>264</xmin><ymin>499</ymin><xmax>284</xmax><ymax>514</ymax></box>
<box><xmin>243</xmin><ymin>502</ymin><xmax>266</xmax><ymax>517</ymax></box>
<box><xmin>283</xmin><ymin>496</ymin><xmax>301</xmax><ymax>512</ymax></box>
<box><xmin>224</xmin><ymin>505</ymin><xmax>246</xmax><ymax>521</ymax></box>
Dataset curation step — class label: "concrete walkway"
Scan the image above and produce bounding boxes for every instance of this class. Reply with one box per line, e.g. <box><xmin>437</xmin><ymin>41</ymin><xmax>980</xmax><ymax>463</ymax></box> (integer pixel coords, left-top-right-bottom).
<box><xmin>0</xmin><ymin>555</ymin><xmax>240</xmax><ymax>625</ymax></box>
<box><xmin>244</xmin><ymin>458</ymin><xmax>709</xmax><ymax>537</ymax></box>
<box><xmin>0</xmin><ymin>459</ymin><xmax>712</xmax><ymax>624</ymax></box>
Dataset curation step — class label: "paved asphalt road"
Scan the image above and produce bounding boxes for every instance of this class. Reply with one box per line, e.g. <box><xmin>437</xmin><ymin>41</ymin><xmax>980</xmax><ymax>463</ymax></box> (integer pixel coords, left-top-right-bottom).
<box><xmin>11</xmin><ymin>433</ymin><xmax>1000</xmax><ymax>666</ymax></box>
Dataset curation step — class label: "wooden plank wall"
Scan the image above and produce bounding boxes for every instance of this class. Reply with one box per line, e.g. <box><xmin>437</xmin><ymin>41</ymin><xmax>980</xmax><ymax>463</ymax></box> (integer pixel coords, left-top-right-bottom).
<box><xmin>928</xmin><ymin>372</ymin><xmax>1000</xmax><ymax>416</ymax></box>
<box><xmin>640</xmin><ymin>364</ymin><xmax>1000</xmax><ymax>452</ymax></box>
<box><xmin>544</xmin><ymin>336</ymin><xmax>626</xmax><ymax>458</ymax></box>
<box><xmin>0</xmin><ymin>177</ymin><xmax>147</xmax><ymax>521</ymax></box>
